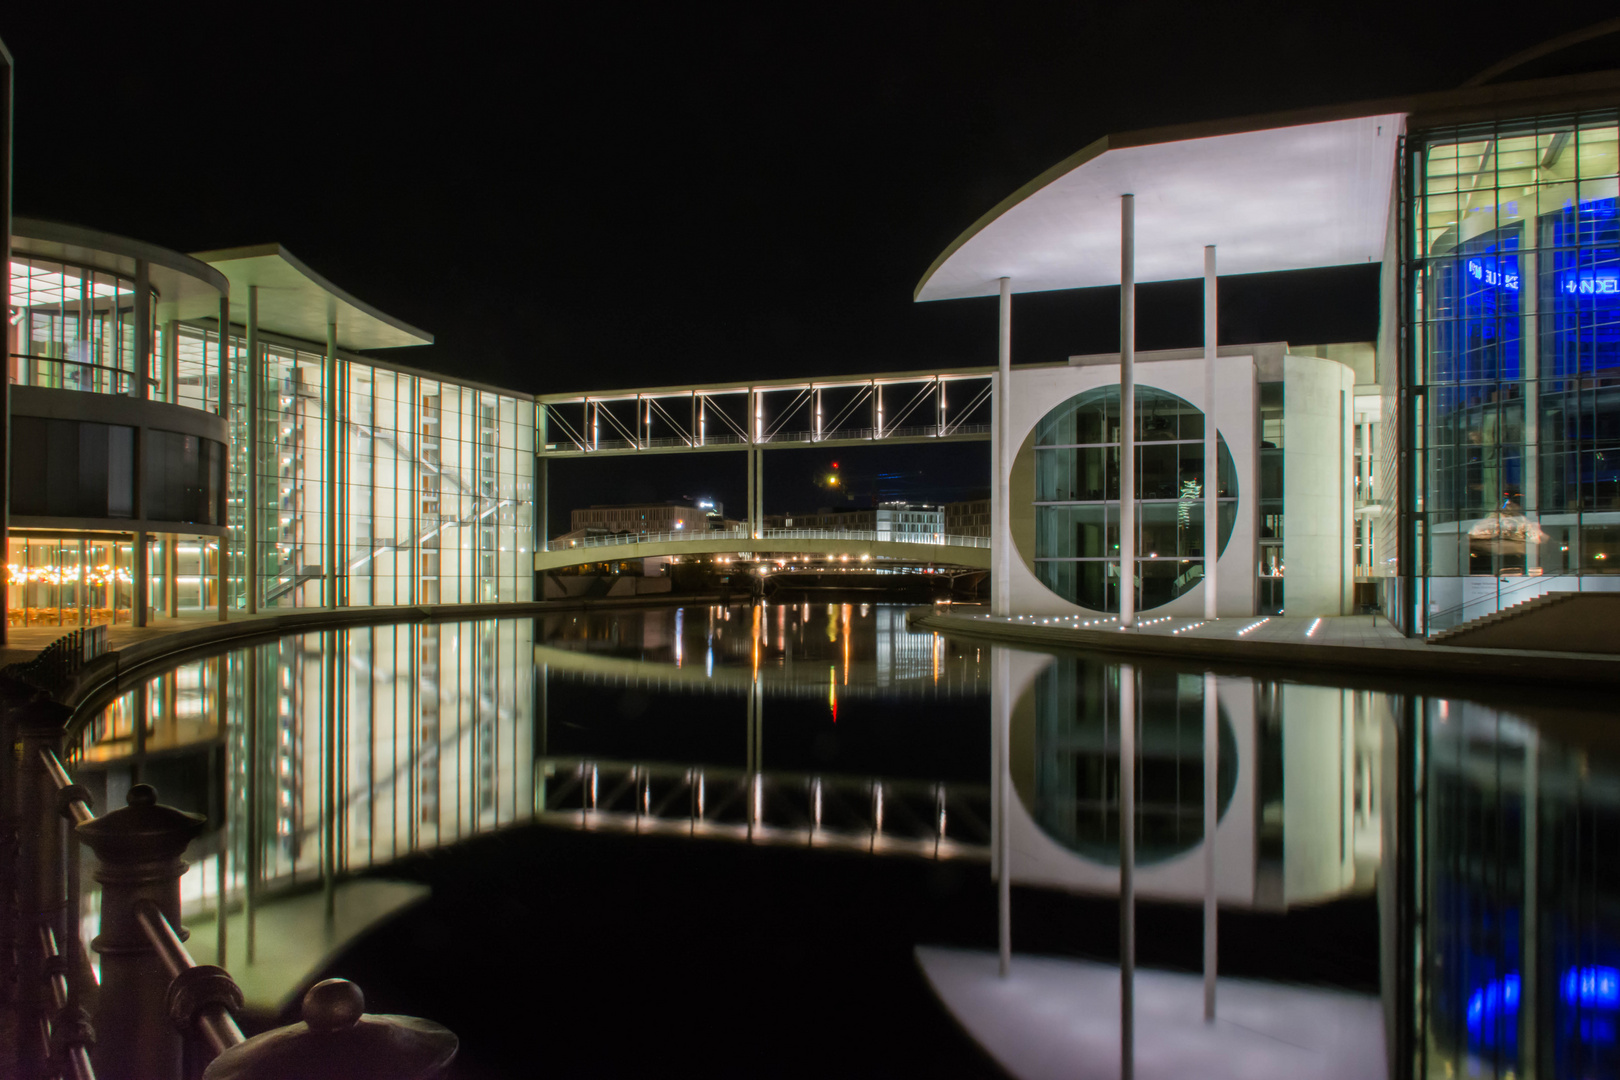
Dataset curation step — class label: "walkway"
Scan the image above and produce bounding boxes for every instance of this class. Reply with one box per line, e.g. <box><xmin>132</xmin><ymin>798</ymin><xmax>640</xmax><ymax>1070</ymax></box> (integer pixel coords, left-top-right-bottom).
<box><xmin>911</xmin><ymin>607</ymin><xmax>1620</xmax><ymax>686</ymax></box>
<box><xmin>536</xmin><ymin>528</ymin><xmax>991</xmax><ymax>572</ymax></box>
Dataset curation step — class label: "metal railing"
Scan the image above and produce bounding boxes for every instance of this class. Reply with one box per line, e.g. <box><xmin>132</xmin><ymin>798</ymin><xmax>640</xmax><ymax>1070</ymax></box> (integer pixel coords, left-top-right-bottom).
<box><xmin>8</xmin><ymin>355</ymin><xmax>146</xmax><ymax>397</ymax></box>
<box><xmin>560</xmin><ymin>527</ymin><xmax>991</xmax><ymax>551</ymax></box>
<box><xmin>0</xmin><ymin>626</ymin><xmax>109</xmax><ymax>694</ymax></box>
<box><xmin>1425</xmin><ymin>574</ymin><xmax>1577</xmax><ymax>635</ymax></box>
<box><xmin>537</xmin><ymin>757</ymin><xmax>991</xmax><ymax>859</ymax></box>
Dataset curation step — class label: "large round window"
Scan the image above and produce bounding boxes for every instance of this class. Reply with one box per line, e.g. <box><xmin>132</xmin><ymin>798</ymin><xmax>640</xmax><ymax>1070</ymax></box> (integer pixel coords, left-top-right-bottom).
<box><xmin>1020</xmin><ymin>385</ymin><xmax>1237</xmax><ymax>613</ymax></box>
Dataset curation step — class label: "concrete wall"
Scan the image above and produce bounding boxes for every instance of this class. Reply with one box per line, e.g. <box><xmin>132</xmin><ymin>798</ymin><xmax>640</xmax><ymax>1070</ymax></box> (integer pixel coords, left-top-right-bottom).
<box><xmin>1282</xmin><ymin>354</ymin><xmax>1356</xmax><ymax>616</ymax></box>
<box><xmin>1000</xmin><ymin>351</ymin><xmax>1259</xmax><ymax>618</ymax></box>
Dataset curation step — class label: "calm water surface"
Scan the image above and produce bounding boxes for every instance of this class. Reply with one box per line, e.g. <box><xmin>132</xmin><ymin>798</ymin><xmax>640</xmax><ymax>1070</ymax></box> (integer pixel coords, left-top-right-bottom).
<box><xmin>66</xmin><ymin>601</ymin><xmax>1620</xmax><ymax>1078</ymax></box>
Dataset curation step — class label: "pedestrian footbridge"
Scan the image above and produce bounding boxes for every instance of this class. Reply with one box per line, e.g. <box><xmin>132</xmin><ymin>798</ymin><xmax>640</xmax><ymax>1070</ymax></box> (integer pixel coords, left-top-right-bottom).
<box><xmin>534</xmin><ymin>527</ymin><xmax>991</xmax><ymax>572</ymax></box>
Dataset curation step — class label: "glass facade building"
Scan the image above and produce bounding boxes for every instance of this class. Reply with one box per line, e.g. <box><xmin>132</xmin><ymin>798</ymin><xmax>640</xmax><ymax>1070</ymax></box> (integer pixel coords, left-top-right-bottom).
<box><xmin>7</xmin><ymin>230</ymin><xmax>537</xmax><ymax>626</ymax></box>
<box><xmin>1410</xmin><ymin>115</ymin><xmax>1620</xmax><ymax>633</ymax></box>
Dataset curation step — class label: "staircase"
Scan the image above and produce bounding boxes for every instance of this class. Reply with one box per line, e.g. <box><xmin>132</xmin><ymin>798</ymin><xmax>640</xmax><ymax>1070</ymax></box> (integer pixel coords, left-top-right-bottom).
<box><xmin>1430</xmin><ymin>591</ymin><xmax>1620</xmax><ymax>654</ymax></box>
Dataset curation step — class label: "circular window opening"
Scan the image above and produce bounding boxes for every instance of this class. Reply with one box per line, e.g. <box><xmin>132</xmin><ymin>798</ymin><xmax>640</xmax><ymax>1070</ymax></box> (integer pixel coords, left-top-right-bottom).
<box><xmin>1022</xmin><ymin>384</ymin><xmax>1238</xmax><ymax>613</ymax></box>
<box><xmin>1015</xmin><ymin>659</ymin><xmax>1238</xmax><ymax>867</ymax></box>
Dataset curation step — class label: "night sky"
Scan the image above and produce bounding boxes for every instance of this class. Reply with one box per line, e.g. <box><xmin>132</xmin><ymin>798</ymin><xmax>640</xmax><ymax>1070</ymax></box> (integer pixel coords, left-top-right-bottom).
<box><xmin>3</xmin><ymin>4</ymin><xmax>1615</xmax><ymax>520</ymax></box>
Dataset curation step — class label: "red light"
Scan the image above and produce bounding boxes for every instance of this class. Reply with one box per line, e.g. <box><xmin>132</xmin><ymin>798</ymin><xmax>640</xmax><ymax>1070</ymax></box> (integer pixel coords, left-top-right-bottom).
<box><xmin>831</xmin><ymin>462</ymin><xmax>839</xmax><ymax>468</ymax></box>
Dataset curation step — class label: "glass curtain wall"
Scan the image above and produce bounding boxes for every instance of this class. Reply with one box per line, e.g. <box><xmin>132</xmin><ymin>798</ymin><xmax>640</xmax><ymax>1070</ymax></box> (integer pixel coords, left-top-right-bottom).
<box><xmin>1412</xmin><ymin>115</ymin><xmax>1620</xmax><ymax>633</ymax></box>
<box><xmin>242</xmin><ymin>336</ymin><xmax>535</xmax><ymax>609</ymax></box>
<box><xmin>7</xmin><ymin>258</ymin><xmax>148</xmax><ymax>396</ymax></box>
<box><xmin>257</xmin><ymin>344</ymin><xmax>329</xmax><ymax>608</ymax></box>
<box><xmin>1032</xmin><ymin>385</ymin><xmax>1238</xmax><ymax>612</ymax></box>
<box><xmin>5</xmin><ymin>534</ymin><xmax>134</xmax><ymax>626</ymax></box>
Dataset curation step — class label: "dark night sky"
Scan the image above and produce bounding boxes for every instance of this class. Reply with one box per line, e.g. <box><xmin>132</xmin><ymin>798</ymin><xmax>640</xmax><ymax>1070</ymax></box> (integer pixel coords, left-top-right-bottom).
<box><xmin>3</xmin><ymin>4</ymin><xmax>1616</xmax><ymax>521</ymax></box>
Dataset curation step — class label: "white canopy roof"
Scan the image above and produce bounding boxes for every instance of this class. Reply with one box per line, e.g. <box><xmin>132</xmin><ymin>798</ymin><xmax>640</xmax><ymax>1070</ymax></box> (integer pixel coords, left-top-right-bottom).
<box><xmin>192</xmin><ymin>244</ymin><xmax>432</xmax><ymax>351</ymax></box>
<box><xmin>915</xmin><ymin>111</ymin><xmax>1405</xmax><ymax>302</ymax></box>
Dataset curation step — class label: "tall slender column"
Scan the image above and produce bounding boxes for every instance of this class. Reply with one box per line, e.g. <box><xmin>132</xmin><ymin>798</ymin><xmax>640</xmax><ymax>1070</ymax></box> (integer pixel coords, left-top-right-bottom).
<box><xmin>1204</xmin><ymin>246</ymin><xmax>1219</xmax><ymax>620</ymax></box>
<box><xmin>1522</xmin><ymin>731</ymin><xmax>1539</xmax><ymax>1076</ymax></box>
<box><xmin>246</xmin><ymin>286</ymin><xmax>259</xmax><ymax>614</ymax></box>
<box><xmin>1203</xmin><ymin>671</ymin><xmax>1218</xmax><ymax>1021</ymax></box>
<box><xmin>133</xmin><ymin>530</ymin><xmax>148</xmax><ymax>628</ymax></box>
<box><xmin>324</xmin><ymin>320</ymin><xmax>339</xmax><ymax>609</ymax></box>
<box><xmin>162</xmin><ymin>318</ymin><xmax>178</xmax><ymax>404</ymax></box>
<box><xmin>746</xmin><ymin>447</ymin><xmax>757</xmax><ymax>539</ymax></box>
<box><xmin>1522</xmin><ymin>248</ymin><xmax>1540</xmax><ymax>576</ymax></box>
<box><xmin>1120</xmin><ymin>662</ymin><xmax>1136</xmax><ymax>1078</ymax></box>
<box><xmin>165</xmin><ymin>534</ymin><xmax>179</xmax><ymax>617</ymax></box>
<box><xmin>132</xmin><ymin>259</ymin><xmax>150</xmax><ymax>399</ymax></box>
<box><xmin>755</xmin><ymin>449</ymin><xmax>765</xmax><ymax>536</ymax></box>
<box><xmin>536</xmin><ymin>455</ymin><xmax>548</xmax><ymax>553</ymax></box>
<box><xmin>996</xmin><ymin>646</ymin><xmax>1011</xmax><ymax>976</ymax></box>
<box><xmin>216</xmin><ymin>297</ymin><xmax>231</xmax><ymax>418</ymax></box>
<box><xmin>1120</xmin><ymin>196</ymin><xmax>1137</xmax><ymax>628</ymax></box>
<box><xmin>996</xmin><ymin>278</ymin><xmax>1012</xmax><ymax>618</ymax></box>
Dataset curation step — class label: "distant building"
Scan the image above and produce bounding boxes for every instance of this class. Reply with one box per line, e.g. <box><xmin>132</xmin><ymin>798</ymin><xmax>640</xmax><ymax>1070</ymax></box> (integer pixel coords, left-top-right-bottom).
<box><xmin>566</xmin><ymin>501</ymin><xmax>729</xmax><ymax>538</ymax></box>
<box><xmin>944</xmin><ymin>498</ymin><xmax>991</xmax><ymax>538</ymax></box>
<box><xmin>768</xmin><ymin>501</ymin><xmax>944</xmax><ymax>541</ymax></box>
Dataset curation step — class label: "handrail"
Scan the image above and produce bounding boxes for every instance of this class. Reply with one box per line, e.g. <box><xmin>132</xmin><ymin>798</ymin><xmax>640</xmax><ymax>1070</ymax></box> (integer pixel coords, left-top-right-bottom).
<box><xmin>8</xmin><ymin>353</ymin><xmax>150</xmax><ymax>395</ymax></box>
<box><xmin>0</xmin><ymin>626</ymin><xmax>108</xmax><ymax>696</ymax></box>
<box><xmin>1425</xmin><ymin>574</ymin><xmax>1571</xmax><ymax>631</ymax></box>
<box><xmin>41</xmin><ymin>749</ymin><xmax>95</xmax><ymax>827</ymax></box>
<box><xmin>133</xmin><ymin>900</ymin><xmax>246</xmax><ymax>1057</ymax></box>
<box><xmin>561</xmin><ymin>527</ymin><xmax>990</xmax><ymax>551</ymax></box>
<box><xmin>38</xmin><ymin>926</ymin><xmax>95</xmax><ymax>1080</ymax></box>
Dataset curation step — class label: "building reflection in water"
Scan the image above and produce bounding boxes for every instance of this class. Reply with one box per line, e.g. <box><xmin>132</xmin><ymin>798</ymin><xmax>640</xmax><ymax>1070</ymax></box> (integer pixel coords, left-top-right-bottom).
<box><xmin>533</xmin><ymin>602</ymin><xmax>993</xmax><ymax>858</ymax></box>
<box><xmin>69</xmin><ymin>620</ymin><xmax>536</xmax><ymax>968</ymax></box>
<box><xmin>58</xmin><ymin>603</ymin><xmax>1620</xmax><ymax>1076</ymax></box>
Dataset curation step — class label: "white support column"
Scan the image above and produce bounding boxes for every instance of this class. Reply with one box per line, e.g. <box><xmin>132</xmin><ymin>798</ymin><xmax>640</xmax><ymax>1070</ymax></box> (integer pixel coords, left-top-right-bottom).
<box><xmin>815</xmin><ymin>388</ymin><xmax>823</xmax><ymax>441</ymax></box>
<box><xmin>324</xmin><ymin>319</ymin><xmax>338</xmax><ymax>609</ymax></box>
<box><xmin>746</xmin><ymin>446</ymin><xmax>757</xmax><ymax>540</ymax></box>
<box><xmin>996</xmin><ymin>645</ymin><xmax>1012</xmax><ymax>977</ymax></box>
<box><xmin>697</xmin><ymin>394</ymin><xmax>705</xmax><ymax>447</ymax></box>
<box><xmin>996</xmin><ymin>277</ymin><xmax>1012</xmax><ymax>618</ymax></box>
<box><xmin>1203</xmin><ymin>671</ymin><xmax>1218</xmax><ymax>1021</ymax></box>
<box><xmin>1522</xmin><ymin>730</ymin><xmax>1539</xmax><ymax>1076</ymax></box>
<box><xmin>1120</xmin><ymin>662</ymin><xmax>1136</xmax><ymax>1078</ymax></box>
<box><xmin>1522</xmin><ymin>248</ymin><xmax>1540</xmax><ymax>576</ymax></box>
<box><xmin>1120</xmin><ymin>196</ymin><xmax>1137</xmax><ymax>629</ymax></box>
<box><xmin>755</xmin><ymin>449</ymin><xmax>765</xmax><ymax>537</ymax></box>
<box><xmin>1204</xmin><ymin>246</ymin><xmax>1219</xmax><ymax>620</ymax></box>
<box><xmin>162</xmin><ymin>318</ymin><xmax>178</xmax><ymax>404</ymax></box>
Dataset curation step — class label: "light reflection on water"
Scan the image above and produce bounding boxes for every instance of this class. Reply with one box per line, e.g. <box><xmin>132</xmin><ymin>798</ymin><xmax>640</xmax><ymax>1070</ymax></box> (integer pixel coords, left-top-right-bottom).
<box><xmin>61</xmin><ymin>602</ymin><xmax>1620</xmax><ymax>1076</ymax></box>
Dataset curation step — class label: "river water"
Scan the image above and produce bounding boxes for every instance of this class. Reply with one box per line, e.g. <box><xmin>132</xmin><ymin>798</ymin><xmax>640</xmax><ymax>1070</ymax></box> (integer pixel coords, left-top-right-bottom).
<box><xmin>66</xmin><ymin>601</ymin><xmax>1620</xmax><ymax>1078</ymax></box>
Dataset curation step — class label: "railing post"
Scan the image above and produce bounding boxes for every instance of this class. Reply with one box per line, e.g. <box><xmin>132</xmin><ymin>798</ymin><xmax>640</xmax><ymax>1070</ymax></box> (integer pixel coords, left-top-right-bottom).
<box><xmin>202</xmin><ymin>977</ymin><xmax>456</xmax><ymax>1079</ymax></box>
<box><xmin>76</xmin><ymin>784</ymin><xmax>207</xmax><ymax>1080</ymax></box>
<box><xmin>14</xmin><ymin>697</ymin><xmax>74</xmax><ymax>1080</ymax></box>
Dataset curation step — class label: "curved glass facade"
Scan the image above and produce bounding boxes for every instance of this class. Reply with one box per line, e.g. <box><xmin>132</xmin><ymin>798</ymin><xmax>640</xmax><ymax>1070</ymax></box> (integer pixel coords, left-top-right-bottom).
<box><xmin>7</xmin><ymin>257</ymin><xmax>151</xmax><ymax>396</ymax></box>
<box><xmin>1413</xmin><ymin>116</ymin><xmax>1620</xmax><ymax>632</ymax></box>
<box><xmin>1028</xmin><ymin>385</ymin><xmax>1237</xmax><ymax>612</ymax></box>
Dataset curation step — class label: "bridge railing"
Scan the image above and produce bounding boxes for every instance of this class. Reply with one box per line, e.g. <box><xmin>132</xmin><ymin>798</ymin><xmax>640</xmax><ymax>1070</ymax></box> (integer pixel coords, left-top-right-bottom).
<box><xmin>559</xmin><ymin>527</ymin><xmax>990</xmax><ymax>551</ymax></box>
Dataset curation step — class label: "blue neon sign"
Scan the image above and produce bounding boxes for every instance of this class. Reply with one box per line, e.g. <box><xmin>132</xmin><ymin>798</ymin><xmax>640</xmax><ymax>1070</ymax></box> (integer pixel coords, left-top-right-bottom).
<box><xmin>1560</xmin><ymin>271</ymin><xmax>1620</xmax><ymax>296</ymax></box>
<box><xmin>1467</xmin><ymin>257</ymin><xmax>1520</xmax><ymax>290</ymax></box>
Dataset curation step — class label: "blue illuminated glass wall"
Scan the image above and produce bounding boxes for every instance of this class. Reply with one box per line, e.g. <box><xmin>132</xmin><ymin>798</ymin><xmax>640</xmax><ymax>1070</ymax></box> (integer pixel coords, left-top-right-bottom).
<box><xmin>1412</xmin><ymin>116</ymin><xmax>1620</xmax><ymax>633</ymax></box>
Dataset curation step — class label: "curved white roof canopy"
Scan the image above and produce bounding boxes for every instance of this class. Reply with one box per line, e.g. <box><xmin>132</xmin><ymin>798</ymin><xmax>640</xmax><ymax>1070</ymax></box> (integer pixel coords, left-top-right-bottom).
<box><xmin>915</xmin><ymin>112</ymin><xmax>1405</xmax><ymax>302</ymax></box>
<box><xmin>12</xmin><ymin>217</ymin><xmax>229</xmax><ymax>322</ymax></box>
<box><xmin>191</xmin><ymin>244</ymin><xmax>432</xmax><ymax>351</ymax></box>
